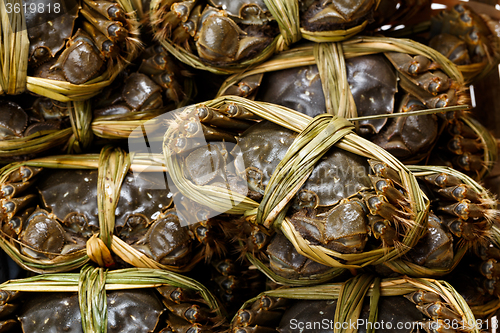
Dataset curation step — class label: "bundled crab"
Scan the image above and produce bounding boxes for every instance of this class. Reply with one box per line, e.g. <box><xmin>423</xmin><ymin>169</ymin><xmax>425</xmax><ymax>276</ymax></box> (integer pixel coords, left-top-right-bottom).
<box><xmin>390</xmin><ymin>3</ymin><xmax>500</xmax><ymax>83</ymax></box>
<box><xmin>0</xmin><ymin>43</ymin><xmax>195</xmax><ymax>162</ymax></box>
<box><xmin>230</xmin><ymin>274</ymin><xmax>479</xmax><ymax>333</ymax></box>
<box><xmin>0</xmin><ymin>265</ymin><xmax>228</xmax><ymax>333</ymax></box>
<box><xmin>92</xmin><ymin>44</ymin><xmax>193</xmax><ymax>117</ymax></box>
<box><xmin>161</xmin><ymin>96</ymin><xmax>431</xmax><ymax>284</ymax></box>
<box><xmin>0</xmin><ymin>0</ymin><xmax>141</xmax><ymax>102</ymax></box>
<box><xmin>0</xmin><ymin>147</ymin><xmax>237</xmax><ymax>273</ymax></box>
<box><xmin>217</xmin><ymin>38</ymin><xmax>497</xmax><ymax>179</ymax></box>
<box><xmin>375</xmin><ymin>165</ymin><xmax>500</xmax><ymax>278</ymax></box>
<box><xmin>148</xmin><ymin>0</ymin><xmax>430</xmax><ymax>73</ymax></box>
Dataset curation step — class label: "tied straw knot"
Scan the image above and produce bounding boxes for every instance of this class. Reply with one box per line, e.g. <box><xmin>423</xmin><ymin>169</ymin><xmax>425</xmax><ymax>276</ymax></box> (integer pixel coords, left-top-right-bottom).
<box><xmin>255</xmin><ymin>114</ymin><xmax>355</xmax><ymax>229</ymax></box>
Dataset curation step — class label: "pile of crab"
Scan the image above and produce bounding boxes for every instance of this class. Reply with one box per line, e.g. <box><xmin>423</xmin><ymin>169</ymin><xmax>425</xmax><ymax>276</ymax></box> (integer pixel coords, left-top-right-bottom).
<box><xmin>0</xmin><ymin>0</ymin><xmax>500</xmax><ymax>331</ymax></box>
<box><xmin>148</xmin><ymin>0</ymin><xmax>431</xmax><ymax>71</ymax></box>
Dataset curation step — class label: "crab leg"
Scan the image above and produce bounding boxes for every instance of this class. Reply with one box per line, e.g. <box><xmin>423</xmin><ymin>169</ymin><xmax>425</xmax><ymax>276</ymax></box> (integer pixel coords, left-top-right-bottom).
<box><xmin>436</xmin><ymin>184</ymin><xmax>482</xmax><ymax>203</ymax></box>
<box><xmin>7</xmin><ymin>166</ymin><xmax>42</xmax><ymax>183</ymax></box>
<box><xmin>385</xmin><ymin>52</ymin><xmax>433</xmax><ymax>75</ymax></box>
<box><xmin>194</xmin><ymin>105</ymin><xmax>252</xmax><ymax>131</ymax></box>
<box><xmin>82</xmin><ymin>21</ymin><xmax>119</xmax><ymax>59</ymax></box>
<box><xmin>163</xmin><ymin>299</ymin><xmax>211</xmax><ymax>323</ymax></box>
<box><xmin>81</xmin><ymin>6</ymin><xmax>128</xmax><ymax>43</ymax></box>
<box><xmin>369</xmin><ymin>176</ymin><xmax>408</xmax><ymax>206</ymax></box>
<box><xmin>83</xmin><ymin>0</ymin><xmax>126</xmax><ymax>21</ymax></box>
<box><xmin>0</xmin><ymin>180</ymin><xmax>36</xmax><ymax>199</ymax></box>
<box><xmin>173</xmin><ymin>5</ymin><xmax>202</xmax><ymax>49</ymax></box>
<box><xmin>424</xmin><ymin>173</ymin><xmax>462</xmax><ymax>188</ymax></box>
<box><xmin>1</xmin><ymin>195</ymin><xmax>36</xmax><ymax>220</ymax></box>
<box><xmin>405</xmin><ymin>290</ymin><xmax>442</xmax><ymax>305</ymax></box>
<box><xmin>160</xmin><ymin>0</ymin><xmax>197</xmax><ymax>36</ymax></box>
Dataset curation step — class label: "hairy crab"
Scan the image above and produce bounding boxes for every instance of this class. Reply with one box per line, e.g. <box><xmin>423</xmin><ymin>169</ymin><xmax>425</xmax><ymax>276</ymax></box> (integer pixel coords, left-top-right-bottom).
<box><xmin>231</xmin><ymin>277</ymin><xmax>474</xmax><ymax>333</ymax></box>
<box><xmin>0</xmin><ymin>290</ymin><xmax>20</xmax><ymax>333</ymax></box>
<box><xmin>0</xmin><ymin>164</ymin><xmax>229</xmax><ymax>272</ymax></box>
<box><xmin>220</xmin><ymin>47</ymin><xmax>466</xmax><ymax>165</ymax></box>
<box><xmin>428</xmin><ymin>4</ymin><xmax>500</xmax><ymax>83</ymax></box>
<box><xmin>93</xmin><ymin>44</ymin><xmax>189</xmax><ymax>117</ymax></box>
<box><xmin>27</xmin><ymin>0</ymin><xmax>140</xmax><ymax>85</ymax></box>
<box><xmin>0</xmin><ymin>97</ymin><xmax>70</xmax><ymax>141</ymax></box>
<box><xmin>151</xmin><ymin>0</ymin><xmax>277</xmax><ymax>65</ymax></box>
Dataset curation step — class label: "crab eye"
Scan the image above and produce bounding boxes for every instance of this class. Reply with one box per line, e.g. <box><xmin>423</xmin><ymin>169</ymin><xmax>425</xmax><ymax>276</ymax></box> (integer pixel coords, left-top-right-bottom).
<box><xmin>454</xmin><ymin>4</ymin><xmax>465</xmax><ymax>12</ymax></box>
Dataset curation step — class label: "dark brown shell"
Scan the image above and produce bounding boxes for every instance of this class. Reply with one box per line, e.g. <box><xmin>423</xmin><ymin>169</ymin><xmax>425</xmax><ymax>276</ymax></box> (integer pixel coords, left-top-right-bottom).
<box><xmin>26</xmin><ymin>0</ymin><xmax>79</xmax><ymax>64</ymax></box>
<box><xmin>18</xmin><ymin>289</ymin><xmax>164</xmax><ymax>333</ymax></box>
<box><xmin>37</xmin><ymin>169</ymin><xmax>173</xmax><ymax>230</ymax></box>
<box><xmin>277</xmin><ymin>296</ymin><xmax>425</xmax><ymax>333</ymax></box>
<box><xmin>0</xmin><ymin>100</ymin><xmax>28</xmax><ymax>139</ymax></box>
<box><xmin>235</xmin><ymin>121</ymin><xmax>371</xmax><ymax>206</ymax></box>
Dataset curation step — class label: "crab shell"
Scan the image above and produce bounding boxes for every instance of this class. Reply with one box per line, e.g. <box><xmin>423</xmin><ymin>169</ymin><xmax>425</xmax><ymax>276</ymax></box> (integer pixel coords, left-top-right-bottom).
<box><xmin>26</xmin><ymin>0</ymin><xmax>79</xmax><ymax>65</ymax></box>
<box><xmin>256</xmin><ymin>54</ymin><xmax>442</xmax><ymax>161</ymax></box>
<box><xmin>15</xmin><ymin>168</ymin><xmax>193</xmax><ymax>266</ymax></box>
<box><xmin>209</xmin><ymin>0</ymin><xmax>272</xmax><ymax>24</ymax></box>
<box><xmin>195</xmin><ymin>7</ymin><xmax>273</xmax><ymax>64</ymax></box>
<box><xmin>0</xmin><ymin>100</ymin><xmax>28</xmax><ymax>140</ymax></box>
<box><xmin>257</xmin><ymin>55</ymin><xmax>397</xmax><ymax>135</ymax></box>
<box><xmin>18</xmin><ymin>289</ymin><xmax>164</xmax><ymax>333</ymax></box>
<box><xmin>232</xmin><ymin>121</ymin><xmax>373</xmax><ymax>254</ymax></box>
<box><xmin>277</xmin><ymin>297</ymin><xmax>425</xmax><ymax>333</ymax></box>
<box><xmin>299</xmin><ymin>0</ymin><xmax>376</xmax><ymax>32</ymax></box>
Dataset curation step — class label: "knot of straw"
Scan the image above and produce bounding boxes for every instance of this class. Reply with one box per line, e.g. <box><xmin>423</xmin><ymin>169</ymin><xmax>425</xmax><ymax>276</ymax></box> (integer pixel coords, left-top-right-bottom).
<box><xmin>68</xmin><ymin>101</ymin><xmax>94</xmax><ymax>153</ymax></box>
<box><xmin>334</xmin><ymin>275</ymin><xmax>381</xmax><ymax>333</ymax></box>
<box><xmin>0</xmin><ymin>0</ymin><xmax>28</xmax><ymax>95</ymax></box>
<box><xmin>264</xmin><ymin>0</ymin><xmax>301</xmax><ymax>52</ymax></box>
<box><xmin>256</xmin><ymin>114</ymin><xmax>355</xmax><ymax>229</ymax></box>
<box><xmin>0</xmin><ymin>0</ymin><xmax>140</xmax><ymax>101</ymax></box>
<box><xmin>89</xmin><ymin>146</ymin><xmax>131</xmax><ymax>266</ymax></box>
<box><xmin>79</xmin><ymin>265</ymin><xmax>108</xmax><ymax>333</ymax></box>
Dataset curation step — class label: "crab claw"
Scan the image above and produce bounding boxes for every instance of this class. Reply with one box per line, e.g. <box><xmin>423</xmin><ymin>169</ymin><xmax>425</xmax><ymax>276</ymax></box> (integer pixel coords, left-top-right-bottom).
<box><xmin>369</xmin><ymin>160</ymin><xmax>402</xmax><ymax>185</ymax></box>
